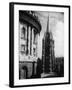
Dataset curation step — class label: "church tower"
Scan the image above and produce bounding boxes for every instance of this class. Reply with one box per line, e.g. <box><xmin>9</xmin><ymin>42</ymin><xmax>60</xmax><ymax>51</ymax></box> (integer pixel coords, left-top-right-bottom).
<box><xmin>42</xmin><ymin>16</ymin><xmax>51</xmax><ymax>73</ymax></box>
<box><xmin>42</xmin><ymin>16</ymin><xmax>55</xmax><ymax>75</ymax></box>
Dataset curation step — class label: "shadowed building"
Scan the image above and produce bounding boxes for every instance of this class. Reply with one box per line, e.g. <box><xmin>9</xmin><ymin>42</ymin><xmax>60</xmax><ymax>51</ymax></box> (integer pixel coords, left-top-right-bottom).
<box><xmin>19</xmin><ymin>11</ymin><xmax>41</xmax><ymax>79</ymax></box>
<box><xmin>41</xmin><ymin>16</ymin><xmax>55</xmax><ymax>77</ymax></box>
<box><xmin>54</xmin><ymin>57</ymin><xmax>64</xmax><ymax>77</ymax></box>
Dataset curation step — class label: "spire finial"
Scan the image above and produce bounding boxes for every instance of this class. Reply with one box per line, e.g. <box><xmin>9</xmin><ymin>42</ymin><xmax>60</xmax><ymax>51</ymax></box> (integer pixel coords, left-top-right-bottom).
<box><xmin>46</xmin><ymin>15</ymin><xmax>49</xmax><ymax>32</ymax></box>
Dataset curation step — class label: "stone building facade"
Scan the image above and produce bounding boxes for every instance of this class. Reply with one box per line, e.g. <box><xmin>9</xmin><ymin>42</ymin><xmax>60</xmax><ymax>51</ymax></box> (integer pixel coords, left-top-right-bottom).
<box><xmin>19</xmin><ymin>11</ymin><xmax>41</xmax><ymax>79</ymax></box>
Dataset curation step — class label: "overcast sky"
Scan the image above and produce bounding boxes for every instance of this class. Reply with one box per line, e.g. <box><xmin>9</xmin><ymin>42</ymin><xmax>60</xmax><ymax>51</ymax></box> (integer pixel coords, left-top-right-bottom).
<box><xmin>35</xmin><ymin>11</ymin><xmax>64</xmax><ymax>58</ymax></box>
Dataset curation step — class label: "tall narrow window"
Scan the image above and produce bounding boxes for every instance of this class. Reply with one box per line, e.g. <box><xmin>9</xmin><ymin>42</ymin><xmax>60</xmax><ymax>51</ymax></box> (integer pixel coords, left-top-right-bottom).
<box><xmin>20</xmin><ymin>44</ymin><xmax>25</xmax><ymax>54</ymax></box>
<box><xmin>21</xmin><ymin>27</ymin><xmax>26</xmax><ymax>40</ymax></box>
<box><xmin>33</xmin><ymin>48</ymin><xmax>36</xmax><ymax>56</ymax></box>
<box><xmin>33</xmin><ymin>30</ymin><xmax>36</xmax><ymax>44</ymax></box>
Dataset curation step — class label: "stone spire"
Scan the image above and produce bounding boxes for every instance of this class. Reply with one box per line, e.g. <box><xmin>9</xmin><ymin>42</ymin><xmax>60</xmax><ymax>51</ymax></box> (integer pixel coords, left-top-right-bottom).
<box><xmin>46</xmin><ymin>16</ymin><xmax>49</xmax><ymax>33</ymax></box>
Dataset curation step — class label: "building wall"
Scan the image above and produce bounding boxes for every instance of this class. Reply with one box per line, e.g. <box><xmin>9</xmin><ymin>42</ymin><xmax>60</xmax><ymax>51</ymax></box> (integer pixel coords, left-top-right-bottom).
<box><xmin>42</xmin><ymin>31</ymin><xmax>55</xmax><ymax>73</ymax></box>
<box><xmin>19</xmin><ymin>11</ymin><xmax>41</xmax><ymax>79</ymax></box>
<box><xmin>54</xmin><ymin>57</ymin><xmax>64</xmax><ymax>77</ymax></box>
<box><xmin>19</xmin><ymin>61</ymin><xmax>37</xmax><ymax>79</ymax></box>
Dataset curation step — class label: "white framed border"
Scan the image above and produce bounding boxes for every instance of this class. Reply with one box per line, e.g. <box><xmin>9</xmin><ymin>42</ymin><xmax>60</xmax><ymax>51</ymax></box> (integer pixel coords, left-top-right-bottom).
<box><xmin>10</xmin><ymin>2</ymin><xmax>70</xmax><ymax>87</ymax></box>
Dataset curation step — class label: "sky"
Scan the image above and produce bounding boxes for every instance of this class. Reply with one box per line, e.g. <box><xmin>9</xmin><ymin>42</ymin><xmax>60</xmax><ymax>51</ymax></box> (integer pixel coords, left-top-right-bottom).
<box><xmin>35</xmin><ymin>11</ymin><xmax>64</xmax><ymax>58</ymax></box>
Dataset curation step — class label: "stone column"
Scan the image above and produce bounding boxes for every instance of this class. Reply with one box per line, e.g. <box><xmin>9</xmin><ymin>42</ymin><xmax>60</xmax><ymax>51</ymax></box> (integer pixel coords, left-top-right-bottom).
<box><xmin>36</xmin><ymin>34</ymin><xmax>38</xmax><ymax>57</ymax></box>
<box><xmin>32</xmin><ymin>28</ymin><xmax>34</xmax><ymax>56</ymax></box>
<box><xmin>26</xmin><ymin>25</ymin><xmax>29</xmax><ymax>55</ymax></box>
<box><xmin>28</xmin><ymin>26</ymin><xmax>31</xmax><ymax>55</ymax></box>
<box><xmin>25</xmin><ymin>26</ymin><xmax>27</xmax><ymax>40</ymax></box>
<box><xmin>25</xmin><ymin>26</ymin><xmax>27</xmax><ymax>53</ymax></box>
<box><xmin>30</xmin><ymin>27</ymin><xmax>32</xmax><ymax>55</ymax></box>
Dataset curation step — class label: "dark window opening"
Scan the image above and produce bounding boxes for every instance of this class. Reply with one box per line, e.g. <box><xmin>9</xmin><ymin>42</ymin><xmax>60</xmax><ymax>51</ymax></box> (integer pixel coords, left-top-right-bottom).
<box><xmin>20</xmin><ymin>44</ymin><xmax>25</xmax><ymax>54</ymax></box>
<box><xmin>21</xmin><ymin>27</ymin><xmax>26</xmax><ymax>40</ymax></box>
<box><xmin>33</xmin><ymin>48</ymin><xmax>36</xmax><ymax>56</ymax></box>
